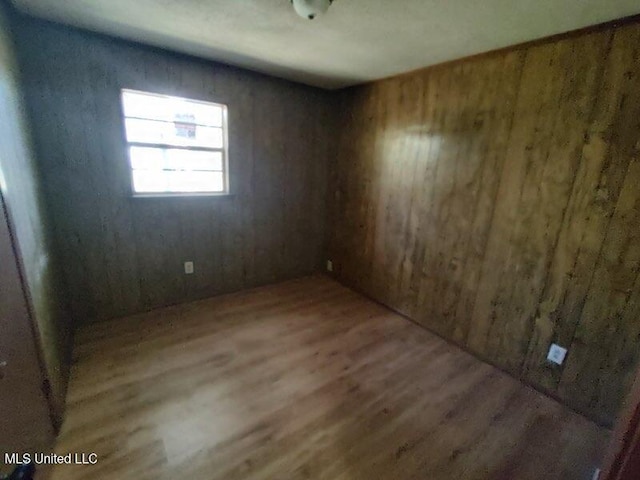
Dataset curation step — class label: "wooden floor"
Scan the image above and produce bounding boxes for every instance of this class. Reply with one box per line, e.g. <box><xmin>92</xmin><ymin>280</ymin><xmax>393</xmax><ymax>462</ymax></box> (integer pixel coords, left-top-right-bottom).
<box><xmin>47</xmin><ymin>276</ymin><xmax>608</xmax><ymax>480</ymax></box>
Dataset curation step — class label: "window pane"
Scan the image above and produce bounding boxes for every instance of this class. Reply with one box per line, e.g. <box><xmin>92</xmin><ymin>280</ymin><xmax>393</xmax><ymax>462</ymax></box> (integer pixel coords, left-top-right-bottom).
<box><xmin>122</xmin><ymin>90</ymin><xmax>223</xmax><ymax>127</ymax></box>
<box><xmin>129</xmin><ymin>147</ymin><xmax>223</xmax><ymax>172</ymax></box>
<box><xmin>174</xmin><ymin>100</ymin><xmax>223</xmax><ymax>127</ymax></box>
<box><xmin>167</xmin><ymin>171</ymin><xmax>224</xmax><ymax>192</ymax></box>
<box><xmin>165</xmin><ymin>149</ymin><xmax>223</xmax><ymax>171</ymax></box>
<box><xmin>132</xmin><ymin>169</ymin><xmax>224</xmax><ymax>194</ymax></box>
<box><xmin>129</xmin><ymin>146</ymin><xmax>164</xmax><ymax>170</ymax></box>
<box><xmin>122</xmin><ymin>91</ymin><xmax>171</xmax><ymax>122</ymax></box>
<box><xmin>125</xmin><ymin>118</ymin><xmax>223</xmax><ymax>148</ymax></box>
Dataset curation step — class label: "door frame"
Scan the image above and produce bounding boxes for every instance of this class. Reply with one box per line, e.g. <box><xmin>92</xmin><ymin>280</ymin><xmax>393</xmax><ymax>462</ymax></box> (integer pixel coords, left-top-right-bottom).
<box><xmin>0</xmin><ymin>189</ymin><xmax>58</xmax><ymax>430</ymax></box>
<box><xmin>600</xmin><ymin>368</ymin><xmax>640</xmax><ymax>479</ymax></box>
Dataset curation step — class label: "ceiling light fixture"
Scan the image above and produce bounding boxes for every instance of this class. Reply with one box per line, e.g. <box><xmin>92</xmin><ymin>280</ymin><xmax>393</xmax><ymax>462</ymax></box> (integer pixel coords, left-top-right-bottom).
<box><xmin>291</xmin><ymin>0</ymin><xmax>333</xmax><ymax>20</ymax></box>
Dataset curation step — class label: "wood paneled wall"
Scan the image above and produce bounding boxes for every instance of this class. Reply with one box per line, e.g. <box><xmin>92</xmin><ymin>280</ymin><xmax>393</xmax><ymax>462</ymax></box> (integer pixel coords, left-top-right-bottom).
<box><xmin>0</xmin><ymin>4</ymin><xmax>70</xmax><ymax>424</ymax></box>
<box><xmin>329</xmin><ymin>22</ymin><xmax>640</xmax><ymax>424</ymax></box>
<box><xmin>12</xmin><ymin>15</ymin><xmax>333</xmax><ymax>324</ymax></box>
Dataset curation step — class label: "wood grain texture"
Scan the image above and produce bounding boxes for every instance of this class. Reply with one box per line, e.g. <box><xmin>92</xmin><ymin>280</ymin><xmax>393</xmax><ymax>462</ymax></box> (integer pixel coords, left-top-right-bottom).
<box><xmin>12</xmin><ymin>15</ymin><xmax>333</xmax><ymax>324</ymax></box>
<box><xmin>329</xmin><ymin>22</ymin><xmax>640</xmax><ymax>425</ymax></box>
<box><xmin>46</xmin><ymin>276</ymin><xmax>607</xmax><ymax>480</ymax></box>
<box><xmin>0</xmin><ymin>4</ymin><xmax>71</xmax><ymax>424</ymax></box>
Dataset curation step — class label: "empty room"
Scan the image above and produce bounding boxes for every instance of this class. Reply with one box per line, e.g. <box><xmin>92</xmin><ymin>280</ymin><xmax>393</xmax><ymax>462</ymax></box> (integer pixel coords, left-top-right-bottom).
<box><xmin>2</xmin><ymin>0</ymin><xmax>640</xmax><ymax>479</ymax></box>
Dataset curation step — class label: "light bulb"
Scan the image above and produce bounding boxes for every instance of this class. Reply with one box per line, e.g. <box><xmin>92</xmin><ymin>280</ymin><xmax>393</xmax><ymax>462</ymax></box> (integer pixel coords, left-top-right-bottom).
<box><xmin>291</xmin><ymin>0</ymin><xmax>332</xmax><ymax>20</ymax></box>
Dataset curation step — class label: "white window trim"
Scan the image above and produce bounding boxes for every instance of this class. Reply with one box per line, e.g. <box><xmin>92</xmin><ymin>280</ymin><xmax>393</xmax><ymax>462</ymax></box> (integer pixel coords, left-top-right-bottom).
<box><xmin>120</xmin><ymin>88</ymin><xmax>231</xmax><ymax>198</ymax></box>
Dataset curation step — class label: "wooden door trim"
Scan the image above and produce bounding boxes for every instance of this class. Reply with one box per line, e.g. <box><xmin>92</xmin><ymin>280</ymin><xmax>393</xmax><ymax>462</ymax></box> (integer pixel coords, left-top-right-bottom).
<box><xmin>0</xmin><ymin>189</ymin><xmax>59</xmax><ymax>431</ymax></box>
<box><xmin>601</xmin><ymin>369</ymin><xmax>640</xmax><ymax>479</ymax></box>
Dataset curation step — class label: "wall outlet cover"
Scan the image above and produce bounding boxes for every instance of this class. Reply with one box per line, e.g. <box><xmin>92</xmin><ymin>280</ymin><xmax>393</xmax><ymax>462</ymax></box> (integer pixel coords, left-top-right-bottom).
<box><xmin>184</xmin><ymin>261</ymin><xmax>194</xmax><ymax>274</ymax></box>
<box><xmin>326</xmin><ymin>260</ymin><xmax>333</xmax><ymax>272</ymax></box>
<box><xmin>547</xmin><ymin>344</ymin><xmax>568</xmax><ymax>365</ymax></box>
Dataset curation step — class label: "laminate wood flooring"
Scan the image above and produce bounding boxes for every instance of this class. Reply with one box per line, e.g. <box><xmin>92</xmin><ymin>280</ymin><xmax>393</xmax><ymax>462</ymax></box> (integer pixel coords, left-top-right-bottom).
<box><xmin>46</xmin><ymin>275</ymin><xmax>608</xmax><ymax>480</ymax></box>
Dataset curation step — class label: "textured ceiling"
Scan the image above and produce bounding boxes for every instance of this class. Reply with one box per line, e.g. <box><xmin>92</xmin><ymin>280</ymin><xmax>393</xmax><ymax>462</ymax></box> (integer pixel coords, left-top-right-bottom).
<box><xmin>11</xmin><ymin>0</ymin><xmax>640</xmax><ymax>89</ymax></box>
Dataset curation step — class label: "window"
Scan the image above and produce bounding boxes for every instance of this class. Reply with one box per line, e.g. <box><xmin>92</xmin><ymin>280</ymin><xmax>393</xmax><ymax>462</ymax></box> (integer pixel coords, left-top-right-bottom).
<box><xmin>121</xmin><ymin>89</ymin><xmax>229</xmax><ymax>196</ymax></box>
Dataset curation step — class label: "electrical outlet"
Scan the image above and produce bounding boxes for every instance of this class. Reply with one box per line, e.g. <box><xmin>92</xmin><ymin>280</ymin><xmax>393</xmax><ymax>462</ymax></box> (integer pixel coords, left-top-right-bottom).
<box><xmin>547</xmin><ymin>344</ymin><xmax>567</xmax><ymax>365</ymax></box>
<box><xmin>326</xmin><ymin>260</ymin><xmax>333</xmax><ymax>272</ymax></box>
<box><xmin>184</xmin><ymin>261</ymin><xmax>194</xmax><ymax>275</ymax></box>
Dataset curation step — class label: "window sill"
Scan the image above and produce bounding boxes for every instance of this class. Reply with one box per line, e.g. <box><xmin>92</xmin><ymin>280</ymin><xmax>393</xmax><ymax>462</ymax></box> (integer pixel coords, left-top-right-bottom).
<box><xmin>131</xmin><ymin>192</ymin><xmax>235</xmax><ymax>199</ymax></box>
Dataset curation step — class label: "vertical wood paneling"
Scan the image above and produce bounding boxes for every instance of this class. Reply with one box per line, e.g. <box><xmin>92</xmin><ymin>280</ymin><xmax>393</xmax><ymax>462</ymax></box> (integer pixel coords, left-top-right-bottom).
<box><xmin>13</xmin><ymin>16</ymin><xmax>332</xmax><ymax>324</ymax></box>
<box><xmin>330</xmin><ymin>22</ymin><xmax>640</xmax><ymax>424</ymax></box>
<box><xmin>451</xmin><ymin>51</ymin><xmax>525</xmax><ymax>345</ymax></box>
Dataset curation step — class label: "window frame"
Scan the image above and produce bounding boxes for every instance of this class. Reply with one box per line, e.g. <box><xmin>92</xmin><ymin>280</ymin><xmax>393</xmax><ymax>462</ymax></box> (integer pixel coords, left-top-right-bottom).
<box><xmin>120</xmin><ymin>88</ymin><xmax>231</xmax><ymax>198</ymax></box>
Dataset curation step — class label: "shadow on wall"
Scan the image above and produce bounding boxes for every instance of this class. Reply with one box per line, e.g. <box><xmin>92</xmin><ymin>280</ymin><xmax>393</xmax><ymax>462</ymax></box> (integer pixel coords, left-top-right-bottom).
<box><xmin>0</xmin><ymin>3</ymin><xmax>72</xmax><ymax>424</ymax></box>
